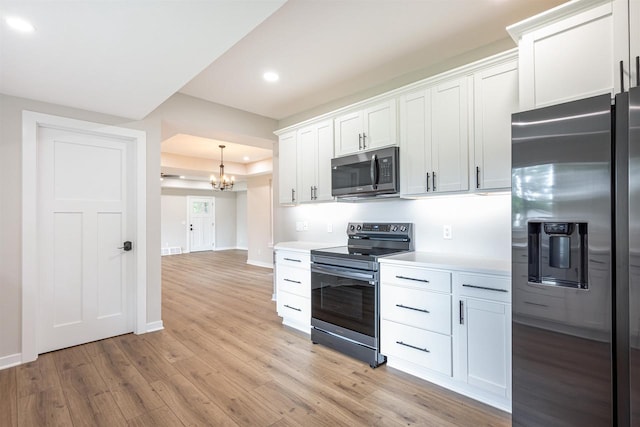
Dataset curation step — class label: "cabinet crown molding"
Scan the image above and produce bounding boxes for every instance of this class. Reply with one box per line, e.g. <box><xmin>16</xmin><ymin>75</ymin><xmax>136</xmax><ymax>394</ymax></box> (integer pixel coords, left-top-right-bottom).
<box><xmin>507</xmin><ymin>0</ymin><xmax>611</xmax><ymax>42</ymax></box>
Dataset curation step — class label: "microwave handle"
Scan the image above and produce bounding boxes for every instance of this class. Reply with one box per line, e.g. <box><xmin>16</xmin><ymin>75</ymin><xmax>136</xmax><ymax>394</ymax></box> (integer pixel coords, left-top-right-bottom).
<box><xmin>370</xmin><ymin>154</ymin><xmax>379</xmax><ymax>190</ymax></box>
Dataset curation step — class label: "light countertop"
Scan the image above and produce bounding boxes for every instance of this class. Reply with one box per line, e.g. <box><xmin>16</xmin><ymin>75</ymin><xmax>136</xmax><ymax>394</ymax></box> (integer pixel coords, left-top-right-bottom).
<box><xmin>379</xmin><ymin>251</ymin><xmax>510</xmax><ymax>276</ymax></box>
<box><xmin>273</xmin><ymin>241</ymin><xmax>339</xmax><ymax>253</ymax></box>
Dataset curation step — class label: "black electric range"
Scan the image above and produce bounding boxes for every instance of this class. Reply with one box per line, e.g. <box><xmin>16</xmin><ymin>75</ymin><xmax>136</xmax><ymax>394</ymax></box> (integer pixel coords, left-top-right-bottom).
<box><xmin>310</xmin><ymin>222</ymin><xmax>414</xmax><ymax>368</ymax></box>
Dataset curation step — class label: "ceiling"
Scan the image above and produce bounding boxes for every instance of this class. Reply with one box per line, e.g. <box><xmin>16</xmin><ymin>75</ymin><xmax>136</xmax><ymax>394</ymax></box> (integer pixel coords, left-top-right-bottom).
<box><xmin>180</xmin><ymin>0</ymin><xmax>568</xmax><ymax>121</ymax></box>
<box><xmin>162</xmin><ymin>134</ymin><xmax>272</xmax><ymax>164</ymax></box>
<box><xmin>1</xmin><ymin>0</ymin><xmax>568</xmax><ymax>183</ymax></box>
<box><xmin>0</xmin><ymin>0</ymin><xmax>286</xmax><ymax>120</ymax></box>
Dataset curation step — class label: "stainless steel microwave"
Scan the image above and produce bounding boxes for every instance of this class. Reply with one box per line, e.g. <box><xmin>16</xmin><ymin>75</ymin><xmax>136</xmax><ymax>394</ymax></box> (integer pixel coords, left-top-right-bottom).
<box><xmin>331</xmin><ymin>146</ymin><xmax>399</xmax><ymax>199</ymax></box>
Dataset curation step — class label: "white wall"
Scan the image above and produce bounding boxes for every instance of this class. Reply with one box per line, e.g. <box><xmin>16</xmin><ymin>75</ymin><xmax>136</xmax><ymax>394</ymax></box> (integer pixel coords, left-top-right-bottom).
<box><xmin>161</xmin><ymin>195</ymin><xmax>188</xmax><ymax>251</ymax></box>
<box><xmin>214</xmin><ymin>192</ymin><xmax>237</xmax><ymax>250</ymax></box>
<box><xmin>247</xmin><ymin>175</ymin><xmax>274</xmax><ymax>267</ymax></box>
<box><xmin>236</xmin><ymin>191</ymin><xmax>248</xmax><ymax>250</ymax></box>
<box><xmin>275</xmin><ymin>193</ymin><xmax>512</xmax><ymax>261</ymax></box>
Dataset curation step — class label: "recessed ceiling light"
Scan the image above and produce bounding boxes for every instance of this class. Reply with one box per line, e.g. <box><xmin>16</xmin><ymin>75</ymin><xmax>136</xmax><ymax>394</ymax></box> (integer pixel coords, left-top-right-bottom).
<box><xmin>243</xmin><ymin>156</ymin><xmax>250</xmax><ymax>162</ymax></box>
<box><xmin>5</xmin><ymin>16</ymin><xmax>35</xmax><ymax>33</ymax></box>
<box><xmin>179</xmin><ymin>175</ymin><xmax>186</xmax><ymax>179</ymax></box>
<box><xmin>263</xmin><ymin>71</ymin><xmax>279</xmax><ymax>83</ymax></box>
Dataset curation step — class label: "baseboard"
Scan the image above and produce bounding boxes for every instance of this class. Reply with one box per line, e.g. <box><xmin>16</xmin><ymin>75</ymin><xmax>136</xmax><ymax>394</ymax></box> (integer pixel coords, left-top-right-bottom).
<box><xmin>247</xmin><ymin>259</ymin><xmax>274</xmax><ymax>269</ymax></box>
<box><xmin>236</xmin><ymin>246</ymin><xmax>248</xmax><ymax>250</ymax></box>
<box><xmin>146</xmin><ymin>320</ymin><xmax>164</xmax><ymax>333</ymax></box>
<box><xmin>0</xmin><ymin>353</ymin><xmax>22</xmax><ymax>370</ymax></box>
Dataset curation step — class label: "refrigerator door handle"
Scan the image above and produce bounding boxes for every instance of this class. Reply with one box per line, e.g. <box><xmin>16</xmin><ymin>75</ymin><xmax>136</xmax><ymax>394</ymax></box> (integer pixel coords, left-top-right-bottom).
<box><xmin>459</xmin><ymin>300</ymin><xmax>464</xmax><ymax>325</ymax></box>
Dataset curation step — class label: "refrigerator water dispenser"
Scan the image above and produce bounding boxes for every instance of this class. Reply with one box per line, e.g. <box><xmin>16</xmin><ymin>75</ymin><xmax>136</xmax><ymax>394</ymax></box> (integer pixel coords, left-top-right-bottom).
<box><xmin>528</xmin><ymin>221</ymin><xmax>588</xmax><ymax>289</ymax></box>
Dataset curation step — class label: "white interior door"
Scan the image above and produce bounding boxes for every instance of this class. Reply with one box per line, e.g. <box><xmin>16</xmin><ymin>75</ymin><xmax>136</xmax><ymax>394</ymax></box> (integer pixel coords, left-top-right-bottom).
<box><xmin>37</xmin><ymin>127</ymin><xmax>134</xmax><ymax>354</ymax></box>
<box><xmin>188</xmin><ymin>196</ymin><xmax>215</xmax><ymax>252</ymax></box>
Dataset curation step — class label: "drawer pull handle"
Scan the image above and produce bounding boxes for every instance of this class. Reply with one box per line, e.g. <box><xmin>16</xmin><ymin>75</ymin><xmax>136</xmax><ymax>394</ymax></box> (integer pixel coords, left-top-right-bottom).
<box><xmin>396</xmin><ymin>341</ymin><xmax>430</xmax><ymax>353</ymax></box>
<box><xmin>524</xmin><ymin>301</ymin><xmax>548</xmax><ymax>308</ymax></box>
<box><xmin>462</xmin><ymin>283</ymin><xmax>507</xmax><ymax>293</ymax></box>
<box><xmin>284</xmin><ymin>258</ymin><xmax>302</xmax><ymax>263</ymax></box>
<box><xmin>395</xmin><ymin>304</ymin><xmax>429</xmax><ymax>314</ymax></box>
<box><xmin>284</xmin><ymin>304</ymin><xmax>302</xmax><ymax>312</ymax></box>
<box><xmin>396</xmin><ymin>275</ymin><xmax>429</xmax><ymax>283</ymax></box>
<box><xmin>284</xmin><ymin>278</ymin><xmax>301</xmax><ymax>284</ymax></box>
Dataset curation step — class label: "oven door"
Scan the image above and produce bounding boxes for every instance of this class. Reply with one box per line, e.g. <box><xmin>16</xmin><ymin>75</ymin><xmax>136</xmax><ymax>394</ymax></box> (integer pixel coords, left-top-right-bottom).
<box><xmin>311</xmin><ymin>263</ymin><xmax>377</xmax><ymax>346</ymax></box>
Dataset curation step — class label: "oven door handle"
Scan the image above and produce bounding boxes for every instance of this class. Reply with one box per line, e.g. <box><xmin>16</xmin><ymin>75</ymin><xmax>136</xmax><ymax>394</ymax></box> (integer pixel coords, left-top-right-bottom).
<box><xmin>312</xmin><ymin>264</ymin><xmax>376</xmax><ymax>283</ymax></box>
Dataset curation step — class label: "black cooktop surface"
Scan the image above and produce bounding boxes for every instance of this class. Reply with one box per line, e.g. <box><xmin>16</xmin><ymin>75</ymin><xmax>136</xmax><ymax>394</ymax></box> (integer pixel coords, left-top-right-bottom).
<box><xmin>311</xmin><ymin>245</ymin><xmax>408</xmax><ymax>261</ymax></box>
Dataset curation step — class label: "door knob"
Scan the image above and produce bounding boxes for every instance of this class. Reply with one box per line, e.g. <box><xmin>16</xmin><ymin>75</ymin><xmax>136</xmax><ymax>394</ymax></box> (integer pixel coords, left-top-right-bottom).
<box><xmin>118</xmin><ymin>241</ymin><xmax>133</xmax><ymax>251</ymax></box>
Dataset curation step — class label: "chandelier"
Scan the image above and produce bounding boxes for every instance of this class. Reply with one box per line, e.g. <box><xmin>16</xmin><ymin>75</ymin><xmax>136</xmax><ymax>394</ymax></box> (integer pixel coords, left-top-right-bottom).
<box><xmin>210</xmin><ymin>145</ymin><xmax>234</xmax><ymax>191</ymax></box>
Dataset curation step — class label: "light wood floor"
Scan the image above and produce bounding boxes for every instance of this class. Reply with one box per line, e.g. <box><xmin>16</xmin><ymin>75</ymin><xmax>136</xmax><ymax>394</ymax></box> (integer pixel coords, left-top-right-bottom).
<box><xmin>0</xmin><ymin>250</ymin><xmax>511</xmax><ymax>426</ymax></box>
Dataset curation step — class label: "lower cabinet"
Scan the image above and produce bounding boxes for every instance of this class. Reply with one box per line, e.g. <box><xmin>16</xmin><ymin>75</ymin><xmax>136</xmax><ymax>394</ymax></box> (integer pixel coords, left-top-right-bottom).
<box><xmin>275</xmin><ymin>249</ymin><xmax>311</xmax><ymax>333</ymax></box>
<box><xmin>380</xmin><ymin>262</ymin><xmax>511</xmax><ymax>412</ymax></box>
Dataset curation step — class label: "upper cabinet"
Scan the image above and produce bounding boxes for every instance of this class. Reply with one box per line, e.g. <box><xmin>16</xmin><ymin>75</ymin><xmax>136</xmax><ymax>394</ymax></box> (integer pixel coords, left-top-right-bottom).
<box><xmin>278</xmin><ymin>131</ymin><xmax>297</xmax><ymax>205</ymax></box>
<box><xmin>473</xmin><ymin>58</ymin><xmax>518</xmax><ymax>191</ymax></box>
<box><xmin>400</xmin><ymin>52</ymin><xmax>517</xmax><ymax>197</ymax></box>
<box><xmin>400</xmin><ymin>76</ymin><xmax>469</xmax><ymax>196</ymax></box>
<box><xmin>431</xmin><ymin>76</ymin><xmax>470</xmax><ymax>193</ymax></box>
<box><xmin>616</xmin><ymin>0</ymin><xmax>640</xmax><ymax>90</ymax></box>
<box><xmin>297</xmin><ymin>120</ymin><xmax>334</xmax><ymax>203</ymax></box>
<box><xmin>334</xmin><ymin>99</ymin><xmax>397</xmax><ymax>156</ymax></box>
<box><xmin>508</xmin><ymin>0</ymin><xmax>617</xmax><ymax>110</ymax></box>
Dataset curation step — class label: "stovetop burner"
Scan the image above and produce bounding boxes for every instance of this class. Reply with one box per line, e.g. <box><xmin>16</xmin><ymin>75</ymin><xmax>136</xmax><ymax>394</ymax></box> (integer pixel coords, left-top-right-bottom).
<box><xmin>311</xmin><ymin>222</ymin><xmax>414</xmax><ymax>263</ymax></box>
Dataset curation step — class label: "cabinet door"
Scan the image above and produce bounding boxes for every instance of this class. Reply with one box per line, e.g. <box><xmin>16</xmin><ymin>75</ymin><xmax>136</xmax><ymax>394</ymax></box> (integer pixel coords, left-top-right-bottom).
<box><xmin>473</xmin><ymin>60</ymin><xmax>518</xmax><ymax>191</ymax></box>
<box><xmin>363</xmin><ymin>99</ymin><xmax>397</xmax><ymax>150</ymax></box>
<box><xmin>334</xmin><ymin>111</ymin><xmax>363</xmax><ymax>156</ymax></box>
<box><xmin>630</xmin><ymin>0</ymin><xmax>640</xmax><ymax>88</ymax></box>
<box><xmin>517</xmin><ymin>3</ymin><xmax>615</xmax><ymax>109</ymax></box>
<box><xmin>431</xmin><ymin>76</ymin><xmax>469</xmax><ymax>193</ymax></box>
<box><xmin>458</xmin><ymin>297</ymin><xmax>511</xmax><ymax>398</ymax></box>
<box><xmin>315</xmin><ymin>120</ymin><xmax>334</xmax><ymax>201</ymax></box>
<box><xmin>400</xmin><ymin>89</ymin><xmax>432</xmax><ymax>196</ymax></box>
<box><xmin>297</xmin><ymin>126</ymin><xmax>316</xmax><ymax>203</ymax></box>
<box><xmin>278</xmin><ymin>131</ymin><xmax>297</xmax><ymax>204</ymax></box>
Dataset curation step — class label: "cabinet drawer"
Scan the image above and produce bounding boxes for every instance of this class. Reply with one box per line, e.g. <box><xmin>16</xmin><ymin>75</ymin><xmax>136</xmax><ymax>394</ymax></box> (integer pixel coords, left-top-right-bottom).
<box><xmin>276</xmin><ymin>251</ymin><xmax>310</xmax><ymax>269</ymax></box>
<box><xmin>457</xmin><ymin>273</ymin><xmax>510</xmax><ymax>303</ymax></box>
<box><xmin>381</xmin><ymin>320</ymin><xmax>452</xmax><ymax>376</ymax></box>
<box><xmin>277</xmin><ymin>265</ymin><xmax>310</xmax><ymax>298</ymax></box>
<box><xmin>277</xmin><ymin>291</ymin><xmax>310</xmax><ymax>330</ymax></box>
<box><xmin>381</xmin><ymin>265</ymin><xmax>451</xmax><ymax>293</ymax></box>
<box><xmin>381</xmin><ymin>285</ymin><xmax>451</xmax><ymax>335</ymax></box>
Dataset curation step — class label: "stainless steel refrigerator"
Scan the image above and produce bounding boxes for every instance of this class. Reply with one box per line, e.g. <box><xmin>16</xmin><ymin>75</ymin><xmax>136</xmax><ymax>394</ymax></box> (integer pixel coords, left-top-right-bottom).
<box><xmin>511</xmin><ymin>87</ymin><xmax>640</xmax><ymax>426</ymax></box>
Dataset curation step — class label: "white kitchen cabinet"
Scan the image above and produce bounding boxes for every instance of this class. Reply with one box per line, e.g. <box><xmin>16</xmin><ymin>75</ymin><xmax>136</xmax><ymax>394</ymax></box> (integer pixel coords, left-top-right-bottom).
<box><xmin>380</xmin><ymin>264</ymin><xmax>453</xmax><ymax>377</ymax></box>
<box><xmin>275</xmin><ymin>249</ymin><xmax>311</xmax><ymax>333</ymax></box>
<box><xmin>400</xmin><ymin>76</ymin><xmax>469</xmax><ymax>196</ymax></box>
<box><xmin>472</xmin><ymin>59</ymin><xmax>518</xmax><ymax>191</ymax></box>
<box><xmin>508</xmin><ymin>0</ymin><xmax>616</xmax><ymax>110</ymax></box>
<box><xmin>400</xmin><ymin>88</ymin><xmax>432</xmax><ymax>195</ymax></box>
<box><xmin>455</xmin><ymin>273</ymin><xmax>511</xmax><ymax>402</ymax></box>
<box><xmin>334</xmin><ymin>99</ymin><xmax>397</xmax><ymax>156</ymax></box>
<box><xmin>297</xmin><ymin>120</ymin><xmax>334</xmax><ymax>203</ymax></box>
<box><xmin>278</xmin><ymin>131</ymin><xmax>297</xmax><ymax>205</ymax></box>
<box><xmin>431</xmin><ymin>76</ymin><xmax>470</xmax><ymax>193</ymax></box>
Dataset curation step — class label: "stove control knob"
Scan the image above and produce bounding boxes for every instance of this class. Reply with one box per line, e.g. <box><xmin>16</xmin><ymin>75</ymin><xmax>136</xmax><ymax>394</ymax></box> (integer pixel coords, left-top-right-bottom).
<box><xmin>390</xmin><ymin>225</ymin><xmax>398</xmax><ymax>232</ymax></box>
<box><xmin>356</xmin><ymin>224</ymin><xmax>362</xmax><ymax>231</ymax></box>
<box><xmin>400</xmin><ymin>225</ymin><xmax>407</xmax><ymax>232</ymax></box>
<box><xmin>349</xmin><ymin>224</ymin><xmax>355</xmax><ymax>231</ymax></box>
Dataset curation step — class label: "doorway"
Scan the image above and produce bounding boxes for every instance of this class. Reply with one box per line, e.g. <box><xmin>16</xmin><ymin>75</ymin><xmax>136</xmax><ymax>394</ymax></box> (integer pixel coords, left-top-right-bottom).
<box><xmin>22</xmin><ymin>112</ymin><xmax>147</xmax><ymax>362</ymax></box>
<box><xmin>187</xmin><ymin>196</ymin><xmax>215</xmax><ymax>252</ymax></box>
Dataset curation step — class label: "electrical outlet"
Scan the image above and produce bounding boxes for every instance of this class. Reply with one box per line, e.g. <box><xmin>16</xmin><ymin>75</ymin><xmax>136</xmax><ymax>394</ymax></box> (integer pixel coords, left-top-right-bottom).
<box><xmin>327</xmin><ymin>222</ymin><xmax>333</xmax><ymax>233</ymax></box>
<box><xmin>443</xmin><ymin>225</ymin><xmax>452</xmax><ymax>240</ymax></box>
<box><xmin>296</xmin><ymin>221</ymin><xmax>303</xmax><ymax>232</ymax></box>
<box><xmin>303</xmin><ymin>221</ymin><xmax>309</xmax><ymax>231</ymax></box>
